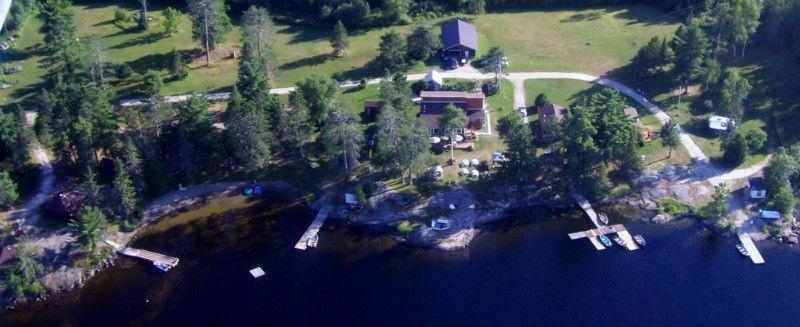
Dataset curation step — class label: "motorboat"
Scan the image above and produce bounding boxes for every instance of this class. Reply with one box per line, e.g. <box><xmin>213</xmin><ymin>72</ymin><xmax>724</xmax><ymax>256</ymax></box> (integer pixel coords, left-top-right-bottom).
<box><xmin>612</xmin><ymin>235</ymin><xmax>627</xmax><ymax>247</ymax></box>
<box><xmin>153</xmin><ymin>262</ymin><xmax>173</xmax><ymax>272</ymax></box>
<box><xmin>598</xmin><ymin>234</ymin><xmax>613</xmax><ymax>247</ymax></box>
<box><xmin>598</xmin><ymin>213</ymin><xmax>609</xmax><ymax>225</ymax></box>
<box><xmin>633</xmin><ymin>234</ymin><xmax>646</xmax><ymax>247</ymax></box>
<box><xmin>307</xmin><ymin>234</ymin><xmax>319</xmax><ymax>248</ymax></box>
<box><xmin>736</xmin><ymin>244</ymin><xmax>749</xmax><ymax>257</ymax></box>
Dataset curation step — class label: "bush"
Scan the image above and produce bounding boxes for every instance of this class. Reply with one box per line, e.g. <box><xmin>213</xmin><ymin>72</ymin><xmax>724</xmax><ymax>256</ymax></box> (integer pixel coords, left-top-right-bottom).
<box><xmin>442</xmin><ymin>79</ymin><xmax>476</xmax><ymax>92</ymax></box>
<box><xmin>721</xmin><ymin>132</ymin><xmax>748</xmax><ymax>167</ymax></box>
<box><xmin>354</xmin><ymin>184</ymin><xmax>366</xmax><ymax>203</ymax></box>
<box><xmin>658</xmin><ymin>198</ymin><xmax>688</xmax><ymax>215</ymax></box>
<box><xmin>115</xmin><ymin>64</ymin><xmax>136</xmax><ymax>80</ymax></box>
<box><xmin>410</xmin><ymin>79</ymin><xmax>426</xmax><ymax>94</ymax></box>
<box><xmin>114</xmin><ymin>8</ymin><xmax>128</xmax><ymax>23</ymax></box>
<box><xmin>396</xmin><ymin>220</ymin><xmax>414</xmax><ymax>234</ymax></box>
<box><xmin>744</xmin><ymin>128</ymin><xmax>767</xmax><ymax>153</ymax></box>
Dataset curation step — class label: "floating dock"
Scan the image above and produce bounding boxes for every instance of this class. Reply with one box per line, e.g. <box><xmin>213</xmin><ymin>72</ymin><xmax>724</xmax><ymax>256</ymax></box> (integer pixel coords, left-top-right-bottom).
<box><xmin>570</xmin><ymin>192</ymin><xmax>640</xmax><ymax>251</ymax></box>
<box><xmin>738</xmin><ymin>234</ymin><xmax>765</xmax><ymax>265</ymax></box>
<box><xmin>568</xmin><ymin>224</ymin><xmax>639</xmax><ymax>251</ymax></box>
<box><xmin>105</xmin><ymin>240</ymin><xmax>180</xmax><ymax>271</ymax></box>
<box><xmin>294</xmin><ymin>205</ymin><xmax>332</xmax><ymax>250</ymax></box>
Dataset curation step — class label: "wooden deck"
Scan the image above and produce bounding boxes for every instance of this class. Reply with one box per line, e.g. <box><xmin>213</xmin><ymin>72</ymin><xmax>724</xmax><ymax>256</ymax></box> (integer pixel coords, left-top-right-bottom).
<box><xmin>572</xmin><ymin>192</ymin><xmax>601</xmax><ymax>228</ymax></box>
<box><xmin>294</xmin><ymin>205</ymin><xmax>332</xmax><ymax>250</ymax></box>
<box><xmin>738</xmin><ymin>234</ymin><xmax>765</xmax><ymax>265</ymax></box>
<box><xmin>568</xmin><ymin>224</ymin><xmax>640</xmax><ymax>251</ymax></box>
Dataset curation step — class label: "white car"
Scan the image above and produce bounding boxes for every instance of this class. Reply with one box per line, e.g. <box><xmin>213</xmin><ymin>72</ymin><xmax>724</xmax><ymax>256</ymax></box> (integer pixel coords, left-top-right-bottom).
<box><xmin>518</xmin><ymin>107</ymin><xmax>527</xmax><ymax>117</ymax></box>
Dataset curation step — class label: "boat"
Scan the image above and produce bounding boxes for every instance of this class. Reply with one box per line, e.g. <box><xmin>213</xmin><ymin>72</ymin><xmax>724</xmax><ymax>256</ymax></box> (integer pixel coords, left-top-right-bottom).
<box><xmin>598</xmin><ymin>234</ymin><xmax>613</xmax><ymax>247</ymax></box>
<box><xmin>612</xmin><ymin>235</ymin><xmax>627</xmax><ymax>247</ymax></box>
<box><xmin>633</xmin><ymin>234</ymin><xmax>646</xmax><ymax>247</ymax></box>
<box><xmin>307</xmin><ymin>234</ymin><xmax>319</xmax><ymax>248</ymax></box>
<box><xmin>598</xmin><ymin>213</ymin><xmax>609</xmax><ymax>225</ymax></box>
<box><xmin>736</xmin><ymin>244</ymin><xmax>749</xmax><ymax>257</ymax></box>
<box><xmin>153</xmin><ymin>262</ymin><xmax>174</xmax><ymax>272</ymax></box>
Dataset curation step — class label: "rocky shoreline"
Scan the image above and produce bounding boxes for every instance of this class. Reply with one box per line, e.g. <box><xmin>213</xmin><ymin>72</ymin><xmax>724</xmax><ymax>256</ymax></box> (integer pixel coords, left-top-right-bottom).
<box><xmin>3</xmin><ymin>181</ymin><xmax>305</xmax><ymax>310</ymax></box>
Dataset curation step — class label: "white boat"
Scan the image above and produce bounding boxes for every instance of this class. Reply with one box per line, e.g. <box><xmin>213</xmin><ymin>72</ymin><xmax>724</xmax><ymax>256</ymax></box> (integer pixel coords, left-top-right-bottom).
<box><xmin>612</xmin><ymin>235</ymin><xmax>627</xmax><ymax>247</ymax></box>
<box><xmin>307</xmin><ymin>234</ymin><xmax>319</xmax><ymax>248</ymax></box>
<box><xmin>736</xmin><ymin>244</ymin><xmax>749</xmax><ymax>257</ymax></box>
<box><xmin>598</xmin><ymin>234</ymin><xmax>613</xmax><ymax>247</ymax></box>
<box><xmin>598</xmin><ymin>213</ymin><xmax>609</xmax><ymax>225</ymax></box>
<box><xmin>153</xmin><ymin>262</ymin><xmax>173</xmax><ymax>272</ymax></box>
<box><xmin>633</xmin><ymin>234</ymin><xmax>646</xmax><ymax>247</ymax></box>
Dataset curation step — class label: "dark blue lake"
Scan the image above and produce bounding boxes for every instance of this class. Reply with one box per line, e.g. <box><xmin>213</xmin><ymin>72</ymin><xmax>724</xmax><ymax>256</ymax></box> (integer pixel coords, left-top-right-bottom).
<box><xmin>4</xmin><ymin>197</ymin><xmax>799</xmax><ymax>326</ymax></box>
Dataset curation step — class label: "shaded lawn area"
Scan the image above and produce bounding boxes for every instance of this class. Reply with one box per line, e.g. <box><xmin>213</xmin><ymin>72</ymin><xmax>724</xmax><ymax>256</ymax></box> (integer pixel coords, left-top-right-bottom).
<box><xmin>477</xmin><ymin>5</ymin><xmax>679</xmax><ymax>75</ymax></box>
<box><xmin>0</xmin><ymin>18</ymin><xmax>47</xmax><ymax>103</ymax></box>
<box><xmin>485</xmin><ymin>79</ymin><xmax>515</xmax><ymax>129</ymax></box>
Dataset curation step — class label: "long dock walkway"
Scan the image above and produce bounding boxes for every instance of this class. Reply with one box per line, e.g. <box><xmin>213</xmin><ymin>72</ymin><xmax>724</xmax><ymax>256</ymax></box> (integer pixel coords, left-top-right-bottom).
<box><xmin>104</xmin><ymin>240</ymin><xmax>180</xmax><ymax>270</ymax></box>
<box><xmin>572</xmin><ymin>192</ymin><xmax>601</xmax><ymax>228</ymax></box>
<box><xmin>294</xmin><ymin>205</ymin><xmax>332</xmax><ymax>250</ymax></box>
<box><xmin>738</xmin><ymin>234</ymin><xmax>765</xmax><ymax>265</ymax></box>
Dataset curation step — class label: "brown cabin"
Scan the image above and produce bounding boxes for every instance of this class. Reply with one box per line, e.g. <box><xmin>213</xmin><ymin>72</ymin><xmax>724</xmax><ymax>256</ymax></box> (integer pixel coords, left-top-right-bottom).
<box><xmin>419</xmin><ymin>90</ymin><xmax>486</xmax><ymax>134</ymax></box>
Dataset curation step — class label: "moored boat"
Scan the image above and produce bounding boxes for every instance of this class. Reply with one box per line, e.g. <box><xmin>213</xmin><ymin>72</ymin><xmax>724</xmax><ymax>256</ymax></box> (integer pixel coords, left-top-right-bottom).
<box><xmin>598</xmin><ymin>213</ymin><xmax>609</xmax><ymax>225</ymax></box>
<box><xmin>307</xmin><ymin>234</ymin><xmax>319</xmax><ymax>248</ymax></box>
<box><xmin>736</xmin><ymin>244</ymin><xmax>749</xmax><ymax>257</ymax></box>
<box><xmin>598</xmin><ymin>234</ymin><xmax>613</xmax><ymax>247</ymax></box>
<box><xmin>153</xmin><ymin>262</ymin><xmax>174</xmax><ymax>272</ymax></box>
<box><xmin>612</xmin><ymin>235</ymin><xmax>627</xmax><ymax>247</ymax></box>
<box><xmin>633</xmin><ymin>234</ymin><xmax>646</xmax><ymax>247</ymax></box>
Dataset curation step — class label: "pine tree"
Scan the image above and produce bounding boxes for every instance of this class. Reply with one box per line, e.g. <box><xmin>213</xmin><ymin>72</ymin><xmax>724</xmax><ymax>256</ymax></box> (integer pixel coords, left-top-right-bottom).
<box><xmin>330</xmin><ymin>20</ymin><xmax>349</xmax><ymax>57</ymax></box>
<box><xmin>497</xmin><ymin>113</ymin><xmax>539</xmax><ymax>183</ymax></box>
<box><xmin>279</xmin><ymin>92</ymin><xmax>311</xmax><ymax>158</ymax></box>
<box><xmin>406</xmin><ymin>25</ymin><xmax>440</xmax><ymax>61</ymax></box>
<box><xmin>112</xmin><ymin>158</ymin><xmax>138</xmax><ymax>220</ymax></box>
<box><xmin>0</xmin><ymin>171</ymin><xmax>19</xmax><ymax>209</ymax></box>
<box><xmin>672</xmin><ymin>23</ymin><xmax>709</xmax><ymax>93</ymax></box>
<box><xmin>82</xmin><ymin>165</ymin><xmax>101</xmax><ymax>206</ymax></box>
<box><xmin>162</xmin><ymin>7</ymin><xmax>180</xmax><ymax>36</ymax></box>
<box><xmin>321</xmin><ymin>108</ymin><xmax>363</xmax><ymax>174</ymax></box>
<box><xmin>660</xmin><ymin>120</ymin><xmax>679</xmax><ymax>158</ymax></box>
<box><xmin>69</xmin><ymin>206</ymin><xmax>107</xmax><ymax>253</ymax></box>
<box><xmin>169</xmin><ymin>49</ymin><xmax>189</xmax><ymax>80</ymax></box>
<box><xmin>241</xmin><ymin>5</ymin><xmax>277</xmax><ymax>77</ymax></box>
<box><xmin>187</xmin><ymin>0</ymin><xmax>232</xmax><ymax>66</ymax></box>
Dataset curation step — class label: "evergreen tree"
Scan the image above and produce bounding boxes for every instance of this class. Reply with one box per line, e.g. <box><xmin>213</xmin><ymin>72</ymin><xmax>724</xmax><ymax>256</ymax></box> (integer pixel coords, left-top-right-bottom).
<box><xmin>225</xmin><ymin>89</ymin><xmax>272</xmax><ymax>172</ymax></box>
<box><xmin>700</xmin><ymin>57</ymin><xmax>721</xmax><ymax>92</ymax></box>
<box><xmin>69</xmin><ymin>206</ymin><xmax>107</xmax><ymax>253</ymax></box>
<box><xmin>321</xmin><ymin>107</ymin><xmax>363</xmax><ymax>174</ymax></box>
<box><xmin>660</xmin><ymin>120</ymin><xmax>679</xmax><ymax>158</ymax></box>
<box><xmin>162</xmin><ymin>7</ymin><xmax>180</xmax><ymax>36</ymax></box>
<box><xmin>702</xmin><ymin>183</ymin><xmax>730</xmax><ymax>219</ymax></box>
<box><xmin>241</xmin><ymin>5</ymin><xmax>277</xmax><ymax>77</ymax></box>
<box><xmin>534</xmin><ymin>93</ymin><xmax>551</xmax><ymax>108</ymax></box>
<box><xmin>82</xmin><ymin>165</ymin><xmax>100</xmax><ymax>207</ymax></box>
<box><xmin>330</xmin><ymin>20</ymin><xmax>350</xmax><ymax>57</ymax></box>
<box><xmin>769</xmin><ymin>182</ymin><xmax>796</xmax><ymax>220</ymax></box>
<box><xmin>123</xmin><ymin>137</ymin><xmax>144</xmax><ymax>194</ymax></box>
<box><xmin>563</xmin><ymin>106</ymin><xmax>601</xmax><ymax>193</ymax></box>
<box><xmin>142</xmin><ymin>69</ymin><xmax>163</xmax><ymax>100</ymax></box>
<box><xmin>632</xmin><ymin>36</ymin><xmax>663</xmax><ymax>76</ymax></box>
<box><xmin>0</xmin><ymin>171</ymin><xmax>19</xmax><ymax>209</ymax></box>
<box><xmin>462</xmin><ymin>0</ymin><xmax>486</xmax><ymax>15</ymax></box>
<box><xmin>671</xmin><ymin>23</ymin><xmax>709</xmax><ymax>93</ymax></box>
<box><xmin>722</xmin><ymin>132</ymin><xmax>748</xmax><ymax>167</ymax></box>
<box><xmin>187</xmin><ymin>0</ymin><xmax>232</xmax><ymax>66</ymax></box>
<box><xmin>40</xmin><ymin>0</ymin><xmax>83</xmax><ymax>77</ymax></box>
<box><xmin>278</xmin><ymin>92</ymin><xmax>311</xmax><ymax>158</ymax></box>
<box><xmin>497</xmin><ymin>113</ymin><xmax>539</xmax><ymax>183</ymax></box>
<box><xmin>763</xmin><ymin>147</ymin><xmax>797</xmax><ymax>195</ymax></box>
<box><xmin>169</xmin><ymin>50</ymin><xmax>189</xmax><ymax>80</ymax></box>
<box><xmin>174</xmin><ymin>97</ymin><xmax>216</xmax><ymax>179</ymax></box>
<box><xmin>113</xmin><ymin>158</ymin><xmax>138</xmax><ymax>220</ymax></box>
<box><xmin>406</xmin><ymin>25</ymin><xmax>440</xmax><ymax>61</ymax></box>
<box><xmin>378</xmin><ymin>31</ymin><xmax>407</xmax><ymax>73</ymax></box>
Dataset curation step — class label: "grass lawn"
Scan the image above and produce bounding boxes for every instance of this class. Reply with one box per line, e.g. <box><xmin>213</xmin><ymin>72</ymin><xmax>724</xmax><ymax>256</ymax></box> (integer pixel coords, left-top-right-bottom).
<box><xmin>1</xmin><ymin>3</ymin><xmax>681</xmax><ymax>105</ymax></box>
<box><xmin>476</xmin><ymin>5</ymin><xmax>679</xmax><ymax>75</ymax></box>
<box><xmin>0</xmin><ymin>18</ymin><xmax>46</xmax><ymax>103</ymax></box>
<box><xmin>523</xmin><ymin>79</ymin><xmax>593</xmax><ymax>108</ymax></box>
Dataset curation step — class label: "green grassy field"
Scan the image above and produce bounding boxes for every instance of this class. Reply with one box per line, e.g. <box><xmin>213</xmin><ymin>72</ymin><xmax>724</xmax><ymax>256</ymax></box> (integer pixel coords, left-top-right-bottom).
<box><xmin>1</xmin><ymin>3</ymin><xmax>680</xmax><ymax>104</ymax></box>
<box><xmin>524</xmin><ymin>79</ymin><xmax>593</xmax><ymax>108</ymax></box>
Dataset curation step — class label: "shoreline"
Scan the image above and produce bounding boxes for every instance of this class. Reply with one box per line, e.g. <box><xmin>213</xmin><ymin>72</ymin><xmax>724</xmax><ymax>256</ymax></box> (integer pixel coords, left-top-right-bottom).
<box><xmin>2</xmin><ymin>180</ymin><xmax>306</xmax><ymax>309</ymax></box>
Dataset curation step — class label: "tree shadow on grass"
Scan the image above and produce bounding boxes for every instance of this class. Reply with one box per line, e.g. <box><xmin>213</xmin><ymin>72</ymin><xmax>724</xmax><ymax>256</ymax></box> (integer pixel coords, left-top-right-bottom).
<box><xmin>277</xmin><ymin>24</ymin><xmax>329</xmax><ymax>45</ymax></box>
<box><xmin>110</xmin><ymin>32</ymin><xmax>164</xmax><ymax>50</ymax></box>
<box><xmin>337</xmin><ymin>59</ymin><xmax>383</xmax><ymax>82</ymax></box>
<box><xmin>560</xmin><ymin>10</ymin><xmax>608</xmax><ymax>23</ymax></box>
<box><xmin>125</xmin><ymin>49</ymin><xmax>201</xmax><ymax>74</ymax></box>
<box><xmin>279</xmin><ymin>53</ymin><xmax>332</xmax><ymax>70</ymax></box>
<box><xmin>93</xmin><ymin>19</ymin><xmax>115</xmax><ymax>27</ymax></box>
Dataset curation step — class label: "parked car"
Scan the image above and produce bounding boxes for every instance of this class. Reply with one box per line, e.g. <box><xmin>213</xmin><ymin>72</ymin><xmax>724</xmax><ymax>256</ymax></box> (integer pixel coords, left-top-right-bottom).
<box><xmin>518</xmin><ymin>107</ymin><xmax>527</xmax><ymax>117</ymax></box>
<box><xmin>445</xmin><ymin>58</ymin><xmax>459</xmax><ymax>70</ymax></box>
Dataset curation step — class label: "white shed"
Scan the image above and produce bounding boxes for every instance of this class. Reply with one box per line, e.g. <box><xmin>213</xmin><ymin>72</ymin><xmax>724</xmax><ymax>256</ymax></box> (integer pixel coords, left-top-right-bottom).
<box><xmin>424</xmin><ymin>70</ymin><xmax>444</xmax><ymax>90</ymax></box>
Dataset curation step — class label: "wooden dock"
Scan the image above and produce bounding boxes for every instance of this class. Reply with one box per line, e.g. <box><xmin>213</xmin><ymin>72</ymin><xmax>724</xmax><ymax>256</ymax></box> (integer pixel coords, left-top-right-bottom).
<box><xmin>738</xmin><ymin>234</ymin><xmax>765</xmax><ymax>265</ymax></box>
<box><xmin>572</xmin><ymin>192</ymin><xmax>601</xmax><ymax>228</ymax></box>
<box><xmin>294</xmin><ymin>205</ymin><xmax>332</xmax><ymax>250</ymax></box>
<box><xmin>104</xmin><ymin>240</ymin><xmax>180</xmax><ymax>270</ymax></box>
<box><xmin>568</xmin><ymin>224</ymin><xmax>640</xmax><ymax>251</ymax></box>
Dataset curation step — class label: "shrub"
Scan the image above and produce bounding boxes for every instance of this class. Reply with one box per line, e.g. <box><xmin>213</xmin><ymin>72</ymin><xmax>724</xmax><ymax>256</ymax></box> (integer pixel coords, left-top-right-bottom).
<box><xmin>114</xmin><ymin>8</ymin><xmax>128</xmax><ymax>23</ymax></box>
<box><xmin>721</xmin><ymin>132</ymin><xmax>748</xmax><ymax>167</ymax></box>
<box><xmin>744</xmin><ymin>128</ymin><xmax>767</xmax><ymax>153</ymax></box>
<box><xmin>354</xmin><ymin>184</ymin><xmax>367</xmax><ymax>203</ymax></box>
<box><xmin>115</xmin><ymin>64</ymin><xmax>136</xmax><ymax>80</ymax></box>
<box><xmin>396</xmin><ymin>220</ymin><xmax>414</xmax><ymax>234</ymax></box>
<box><xmin>658</xmin><ymin>198</ymin><xmax>688</xmax><ymax>215</ymax></box>
<box><xmin>410</xmin><ymin>80</ymin><xmax>426</xmax><ymax>94</ymax></box>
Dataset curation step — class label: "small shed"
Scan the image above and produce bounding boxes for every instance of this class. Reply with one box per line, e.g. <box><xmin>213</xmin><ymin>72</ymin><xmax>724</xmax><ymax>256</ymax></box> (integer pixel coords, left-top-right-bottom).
<box><xmin>623</xmin><ymin>106</ymin><xmax>641</xmax><ymax>125</ymax></box>
<box><xmin>759</xmin><ymin>210</ymin><xmax>781</xmax><ymax>220</ymax></box>
<box><xmin>747</xmin><ymin>177</ymin><xmax>767</xmax><ymax>200</ymax></box>
<box><xmin>431</xmin><ymin>218</ymin><xmax>451</xmax><ymax>231</ymax></box>
<box><xmin>424</xmin><ymin>70</ymin><xmax>444</xmax><ymax>90</ymax></box>
<box><xmin>709</xmin><ymin>116</ymin><xmax>734</xmax><ymax>132</ymax></box>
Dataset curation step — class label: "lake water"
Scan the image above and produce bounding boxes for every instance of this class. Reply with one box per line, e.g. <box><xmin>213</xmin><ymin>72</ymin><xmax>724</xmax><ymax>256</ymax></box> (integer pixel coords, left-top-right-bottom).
<box><xmin>4</xmin><ymin>195</ymin><xmax>800</xmax><ymax>326</ymax></box>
